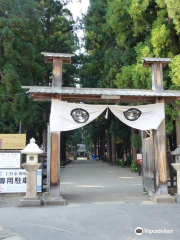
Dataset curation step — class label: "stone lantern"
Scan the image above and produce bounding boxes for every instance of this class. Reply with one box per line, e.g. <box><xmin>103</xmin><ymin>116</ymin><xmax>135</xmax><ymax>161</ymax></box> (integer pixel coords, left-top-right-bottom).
<box><xmin>20</xmin><ymin>138</ymin><xmax>43</xmax><ymax>207</ymax></box>
<box><xmin>171</xmin><ymin>145</ymin><xmax>180</xmax><ymax>202</ymax></box>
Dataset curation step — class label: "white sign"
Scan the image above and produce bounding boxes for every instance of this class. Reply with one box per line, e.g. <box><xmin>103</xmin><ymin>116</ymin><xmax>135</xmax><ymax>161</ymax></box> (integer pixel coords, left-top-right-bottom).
<box><xmin>0</xmin><ymin>153</ymin><xmax>21</xmax><ymax>168</ymax></box>
<box><xmin>0</xmin><ymin>169</ymin><xmax>42</xmax><ymax>193</ymax></box>
<box><xmin>137</xmin><ymin>154</ymin><xmax>142</xmax><ymax>160</ymax></box>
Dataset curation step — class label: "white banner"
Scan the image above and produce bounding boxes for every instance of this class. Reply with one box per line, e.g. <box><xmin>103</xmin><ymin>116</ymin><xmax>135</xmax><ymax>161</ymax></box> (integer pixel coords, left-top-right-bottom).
<box><xmin>50</xmin><ymin>100</ymin><xmax>107</xmax><ymax>131</ymax></box>
<box><xmin>109</xmin><ymin>103</ymin><xmax>165</xmax><ymax>131</ymax></box>
<box><xmin>50</xmin><ymin>100</ymin><xmax>165</xmax><ymax>131</ymax></box>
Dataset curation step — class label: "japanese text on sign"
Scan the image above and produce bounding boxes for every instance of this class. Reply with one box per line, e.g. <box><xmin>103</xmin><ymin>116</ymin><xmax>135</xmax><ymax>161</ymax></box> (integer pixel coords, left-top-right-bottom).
<box><xmin>0</xmin><ymin>153</ymin><xmax>21</xmax><ymax>168</ymax></box>
<box><xmin>0</xmin><ymin>169</ymin><xmax>42</xmax><ymax>193</ymax></box>
<box><xmin>0</xmin><ymin>134</ymin><xmax>26</xmax><ymax>149</ymax></box>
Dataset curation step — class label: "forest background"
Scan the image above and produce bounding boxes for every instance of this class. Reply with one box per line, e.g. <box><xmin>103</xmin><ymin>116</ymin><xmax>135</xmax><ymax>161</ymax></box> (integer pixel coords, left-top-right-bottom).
<box><xmin>1</xmin><ymin>0</ymin><xmax>180</xmax><ymax>163</ymax></box>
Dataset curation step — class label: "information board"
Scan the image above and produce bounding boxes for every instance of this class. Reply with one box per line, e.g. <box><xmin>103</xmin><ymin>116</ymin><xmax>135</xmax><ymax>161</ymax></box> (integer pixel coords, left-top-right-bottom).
<box><xmin>0</xmin><ymin>152</ymin><xmax>21</xmax><ymax>168</ymax></box>
<box><xmin>0</xmin><ymin>169</ymin><xmax>42</xmax><ymax>193</ymax></box>
<box><xmin>0</xmin><ymin>134</ymin><xmax>26</xmax><ymax>149</ymax></box>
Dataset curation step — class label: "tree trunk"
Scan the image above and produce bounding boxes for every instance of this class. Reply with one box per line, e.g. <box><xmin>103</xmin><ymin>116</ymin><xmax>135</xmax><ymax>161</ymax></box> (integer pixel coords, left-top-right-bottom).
<box><xmin>94</xmin><ymin>138</ymin><xmax>97</xmax><ymax>156</ymax></box>
<box><xmin>131</xmin><ymin>128</ymin><xmax>137</xmax><ymax>161</ymax></box>
<box><xmin>45</xmin><ymin>71</ymin><xmax>50</xmax><ymax>86</ymax></box>
<box><xmin>98</xmin><ymin>136</ymin><xmax>100</xmax><ymax>158</ymax></box>
<box><xmin>102</xmin><ymin>132</ymin><xmax>106</xmax><ymax>162</ymax></box>
<box><xmin>107</xmin><ymin>134</ymin><xmax>111</xmax><ymax>163</ymax></box>
<box><xmin>61</xmin><ymin>132</ymin><xmax>66</xmax><ymax>163</ymax></box>
<box><xmin>111</xmin><ymin>133</ymin><xmax>116</xmax><ymax>165</ymax></box>
<box><xmin>99</xmin><ymin>133</ymin><xmax>104</xmax><ymax>160</ymax></box>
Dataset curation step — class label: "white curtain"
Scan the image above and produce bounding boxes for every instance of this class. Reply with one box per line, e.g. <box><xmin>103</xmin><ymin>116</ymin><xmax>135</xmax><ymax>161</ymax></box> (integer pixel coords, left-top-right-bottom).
<box><xmin>50</xmin><ymin>100</ymin><xmax>165</xmax><ymax>132</ymax></box>
<box><xmin>50</xmin><ymin>100</ymin><xmax>107</xmax><ymax>131</ymax></box>
<box><xmin>109</xmin><ymin>103</ymin><xmax>165</xmax><ymax>131</ymax></box>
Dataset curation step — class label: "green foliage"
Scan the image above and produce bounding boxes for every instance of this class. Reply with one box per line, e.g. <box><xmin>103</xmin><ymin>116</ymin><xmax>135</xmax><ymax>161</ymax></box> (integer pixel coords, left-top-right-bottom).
<box><xmin>165</xmin><ymin>103</ymin><xmax>179</xmax><ymax>134</ymax></box>
<box><xmin>169</xmin><ymin>55</ymin><xmax>180</xmax><ymax>87</ymax></box>
<box><xmin>130</xmin><ymin>160</ymin><xmax>138</xmax><ymax>173</ymax></box>
<box><xmin>81</xmin><ymin>0</ymin><xmax>180</xmax><ymax>140</ymax></box>
<box><xmin>0</xmin><ymin>0</ymin><xmax>78</xmax><ymax>143</ymax></box>
<box><xmin>130</xmin><ymin>134</ymin><xmax>142</xmax><ymax>150</ymax></box>
<box><xmin>151</xmin><ymin>24</ymin><xmax>171</xmax><ymax>57</ymax></box>
<box><xmin>129</xmin><ymin>0</ymin><xmax>150</xmax><ymax>36</ymax></box>
<box><xmin>165</xmin><ymin>0</ymin><xmax>180</xmax><ymax>34</ymax></box>
<box><xmin>116</xmin><ymin>157</ymin><xmax>131</xmax><ymax>167</ymax></box>
<box><xmin>116</xmin><ymin>158</ymin><xmax>123</xmax><ymax>166</ymax></box>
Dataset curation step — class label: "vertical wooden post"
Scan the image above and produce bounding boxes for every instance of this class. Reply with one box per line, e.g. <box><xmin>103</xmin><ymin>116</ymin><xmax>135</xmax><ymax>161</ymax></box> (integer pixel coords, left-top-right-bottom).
<box><xmin>52</xmin><ymin>58</ymin><xmax>63</xmax><ymax>90</ymax></box>
<box><xmin>176</xmin><ymin>116</ymin><xmax>180</xmax><ymax>147</ymax></box>
<box><xmin>151</xmin><ymin>63</ymin><xmax>164</xmax><ymax>93</ymax></box>
<box><xmin>47</xmin><ymin>124</ymin><xmax>51</xmax><ymax>192</ymax></box>
<box><xmin>141</xmin><ymin>130</ymin><xmax>145</xmax><ymax>191</ymax></box>
<box><xmin>49</xmin><ymin>57</ymin><xmax>63</xmax><ymax>197</ymax></box>
<box><xmin>50</xmin><ymin>131</ymin><xmax>61</xmax><ymax>197</ymax></box>
<box><xmin>142</xmin><ymin>57</ymin><xmax>171</xmax><ymax>195</ymax></box>
<box><xmin>43</xmin><ymin>113</ymin><xmax>47</xmax><ymax>152</ymax></box>
<box><xmin>155</xmin><ymin>99</ymin><xmax>168</xmax><ymax>194</ymax></box>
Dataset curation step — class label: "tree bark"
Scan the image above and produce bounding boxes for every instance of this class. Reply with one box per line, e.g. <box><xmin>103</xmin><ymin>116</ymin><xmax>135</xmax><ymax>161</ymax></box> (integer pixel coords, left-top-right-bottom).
<box><xmin>131</xmin><ymin>128</ymin><xmax>137</xmax><ymax>160</ymax></box>
<box><xmin>107</xmin><ymin>134</ymin><xmax>111</xmax><ymax>163</ymax></box>
<box><xmin>98</xmin><ymin>136</ymin><xmax>100</xmax><ymax>158</ymax></box>
<box><xmin>102</xmin><ymin>132</ymin><xmax>106</xmax><ymax>162</ymax></box>
<box><xmin>94</xmin><ymin>138</ymin><xmax>97</xmax><ymax>156</ymax></box>
<box><xmin>111</xmin><ymin>133</ymin><xmax>116</xmax><ymax>165</ymax></box>
<box><xmin>61</xmin><ymin>132</ymin><xmax>66</xmax><ymax>163</ymax></box>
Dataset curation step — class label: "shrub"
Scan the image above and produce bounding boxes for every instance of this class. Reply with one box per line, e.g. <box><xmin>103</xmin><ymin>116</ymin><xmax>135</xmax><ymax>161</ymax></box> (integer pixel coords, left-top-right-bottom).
<box><xmin>130</xmin><ymin>160</ymin><xmax>138</xmax><ymax>173</ymax></box>
<box><xmin>116</xmin><ymin>158</ymin><xmax>123</xmax><ymax>166</ymax></box>
<box><xmin>116</xmin><ymin>157</ymin><xmax>131</xmax><ymax>168</ymax></box>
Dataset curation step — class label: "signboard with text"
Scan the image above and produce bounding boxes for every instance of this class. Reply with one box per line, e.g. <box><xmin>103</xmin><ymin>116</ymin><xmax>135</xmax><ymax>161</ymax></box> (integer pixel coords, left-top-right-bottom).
<box><xmin>137</xmin><ymin>153</ymin><xmax>142</xmax><ymax>165</ymax></box>
<box><xmin>0</xmin><ymin>152</ymin><xmax>21</xmax><ymax>168</ymax></box>
<box><xmin>0</xmin><ymin>169</ymin><xmax>42</xmax><ymax>193</ymax></box>
<box><xmin>0</xmin><ymin>134</ymin><xmax>26</xmax><ymax>149</ymax></box>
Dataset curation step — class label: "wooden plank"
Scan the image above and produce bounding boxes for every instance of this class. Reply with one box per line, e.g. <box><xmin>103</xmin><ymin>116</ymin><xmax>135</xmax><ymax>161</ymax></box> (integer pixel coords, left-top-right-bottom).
<box><xmin>154</xmin><ymin>98</ymin><xmax>168</xmax><ymax>194</ymax></box>
<box><xmin>47</xmin><ymin>124</ymin><xmax>51</xmax><ymax>192</ymax></box>
<box><xmin>151</xmin><ymin>63</ymin><xmax>163</xmax><ymax>93</ymax></box>
<box><xmin>156</xmin><ymin>63</ymin><xmax>163</xmax><ymax>87</ymax></box>
<box><xmin>52</xmin><ymin>58</ymin><xmax>63</xmax><ymax>90</ymax></box>
<box><xmin>142</xmin><ymin>135</ymin><xmax>155</xmax><ymax>192</ymax></box>
<box><xmin>30</xmin><ymin>92</ymin><xmax>180</xmax><ymax>102</ymax></box>
<box><xmin>157</xmin><ymin>119</ymin><xmax>167</xmax><ymax>184</ymax></box>
<box><xmin>51</xmin><ymin>131</ymin><xmax>60</xmax><ymax>185</ymax></box>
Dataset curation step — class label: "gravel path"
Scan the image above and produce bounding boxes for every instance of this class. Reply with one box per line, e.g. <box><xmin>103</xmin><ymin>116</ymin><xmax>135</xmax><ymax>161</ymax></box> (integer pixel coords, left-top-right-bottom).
<box><xmin>60</xmin><ymin>159</ymin><xmax>149</xmax><ymax>204</ymax></box>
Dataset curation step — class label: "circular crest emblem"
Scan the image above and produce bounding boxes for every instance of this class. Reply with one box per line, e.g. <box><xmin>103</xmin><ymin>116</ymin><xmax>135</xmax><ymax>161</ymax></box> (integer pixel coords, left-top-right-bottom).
<box><xmin>71</xmin><ymin>108</ymin><xmax>89</xmax><ymax>123</ymax></box>
<box><xmin>123</xmin><ymin>108</ymin><xmax>141</xmax><ymax>121</ymax></box>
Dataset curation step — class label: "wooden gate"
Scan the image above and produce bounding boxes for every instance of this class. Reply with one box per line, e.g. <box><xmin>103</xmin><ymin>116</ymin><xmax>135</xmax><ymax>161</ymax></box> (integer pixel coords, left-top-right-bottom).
<box><xmin>142</xmin><ymin>136</ymin><xmax>155</xmax><ymax>192</ymax></box>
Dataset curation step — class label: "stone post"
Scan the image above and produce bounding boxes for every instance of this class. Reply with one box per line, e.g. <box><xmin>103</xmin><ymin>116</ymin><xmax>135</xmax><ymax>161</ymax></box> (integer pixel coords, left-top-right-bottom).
<box><xmin>171</xmin><ymin>146</ymin><xmax>180</xmax><ymax>202</ymax></box>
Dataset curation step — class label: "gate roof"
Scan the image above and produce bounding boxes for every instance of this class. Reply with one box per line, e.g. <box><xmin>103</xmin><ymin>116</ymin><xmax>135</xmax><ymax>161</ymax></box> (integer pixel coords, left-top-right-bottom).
<box><xmin>22</xmin><ymin>86</ymin><xmax>180</xmax><ymax>103</ymax></box>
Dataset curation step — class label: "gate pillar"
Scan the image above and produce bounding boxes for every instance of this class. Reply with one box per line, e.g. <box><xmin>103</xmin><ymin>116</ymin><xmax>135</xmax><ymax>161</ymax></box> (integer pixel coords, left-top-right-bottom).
<box><xmin>41</xmin><ymin>52</ymin><xmax>74</xmax><ymax>204</ymax></box>
<box><xmin>154</xmin><ymin>99</ymin><xmax>168</xmax><ymax>194</ymax></box>
<box><xmin>142</xmin><ymin>57</ymin><xmax>175</xmax><ymax>202</ymax></box>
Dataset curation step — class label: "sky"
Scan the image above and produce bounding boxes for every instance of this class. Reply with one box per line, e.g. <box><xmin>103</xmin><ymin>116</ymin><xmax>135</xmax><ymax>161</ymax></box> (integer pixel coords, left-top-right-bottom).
<box><xmin>66</xmin><ymin>0</ymin><xmax>90</xmax><ymax>53</ymax></box>
<box><xmin>66</xmin><ymin>0</ymin><xmax>90</xmax><ymax>22</ymax></box>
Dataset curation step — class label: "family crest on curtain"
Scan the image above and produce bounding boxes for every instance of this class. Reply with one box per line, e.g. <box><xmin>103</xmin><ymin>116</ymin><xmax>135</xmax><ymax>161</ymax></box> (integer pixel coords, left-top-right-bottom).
<box><xmin>50</xmin><ymin>100</ymin><xmax>165</xmax><ymax>132</ymax></box>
